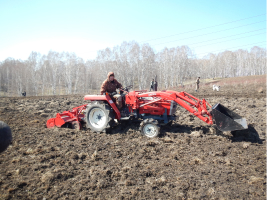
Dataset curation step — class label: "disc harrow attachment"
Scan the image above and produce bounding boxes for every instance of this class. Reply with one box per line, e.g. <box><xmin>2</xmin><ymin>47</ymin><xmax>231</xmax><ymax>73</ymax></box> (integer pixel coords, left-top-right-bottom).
<box><xmin>46</xmin><ymin>104</ymin><xmax>87</xmax><ymax>130</ymax></box>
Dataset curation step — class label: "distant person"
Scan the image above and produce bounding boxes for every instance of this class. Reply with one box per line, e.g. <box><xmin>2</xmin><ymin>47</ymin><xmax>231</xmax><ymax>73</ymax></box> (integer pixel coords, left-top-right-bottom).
<box><xmin>154</xmin><ymin>80</ymin><xmax>158</xmax><ymax>91</ymax></box>
<box><xmin>196</xmin><ymin>77</ymin><xmax>200</xmax><ymax>92</ymax></box>
<box><xmin>0</xmin><ymin>121</ymin><xmax>12</xmax><ymax>153</ymax></box>
<box><xmin>149</xmin><ymin>79</ymin><xmax>154</xmax><ymax>92</ymax></box>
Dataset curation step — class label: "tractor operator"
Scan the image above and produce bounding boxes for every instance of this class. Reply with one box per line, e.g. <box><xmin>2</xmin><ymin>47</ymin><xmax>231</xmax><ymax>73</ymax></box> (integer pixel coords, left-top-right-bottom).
<box><xmin>100</xmin><ymin>72</ymin><xmax>123</xmax><ymax>109</ymax></box>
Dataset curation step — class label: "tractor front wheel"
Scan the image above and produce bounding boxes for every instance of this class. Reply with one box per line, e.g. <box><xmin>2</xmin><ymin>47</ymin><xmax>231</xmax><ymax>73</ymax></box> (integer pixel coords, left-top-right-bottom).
<box><xmin>85</xmin><ymin>101</ymin><xmax>114</xmax><ymax>133</ymax></box>
<box><xmin>140</xmin><ymin>119</ymin><xmax>160</xmax><ymax>138</ymax></box>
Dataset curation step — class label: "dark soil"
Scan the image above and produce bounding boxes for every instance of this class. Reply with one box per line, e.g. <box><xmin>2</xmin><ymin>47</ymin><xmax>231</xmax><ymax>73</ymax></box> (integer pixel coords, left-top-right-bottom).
<box><xmin>0</xmin><ymin>83</ymin><xmax>266</xmax><ymax>199</ymax></box>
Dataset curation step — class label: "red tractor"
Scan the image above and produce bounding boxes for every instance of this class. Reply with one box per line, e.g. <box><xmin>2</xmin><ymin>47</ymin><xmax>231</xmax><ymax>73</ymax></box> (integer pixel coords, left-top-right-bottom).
<box><xmin>47</xmin><ymin>86</ymin><xmax>247</xmax><ymax>137</ymax></box>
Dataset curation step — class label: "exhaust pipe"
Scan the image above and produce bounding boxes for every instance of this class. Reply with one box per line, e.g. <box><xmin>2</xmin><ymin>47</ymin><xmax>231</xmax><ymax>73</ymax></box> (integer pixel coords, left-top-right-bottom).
<box><xmin>211</xmin><ymin>103</ymin><xmax>248</xmax><ymax>132</ymax></box>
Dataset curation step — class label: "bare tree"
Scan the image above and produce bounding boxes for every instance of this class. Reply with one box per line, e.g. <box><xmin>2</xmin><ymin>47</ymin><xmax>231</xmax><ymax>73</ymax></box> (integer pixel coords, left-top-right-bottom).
<box><xmin>28</xmin><ymin>51</ymin><xmax>42</xmax><ymax>95</ymax></box>
<box><xmin>0</xmin><ymin>43</ymin><xmax>266</xmax><ymax>97</ymax></box>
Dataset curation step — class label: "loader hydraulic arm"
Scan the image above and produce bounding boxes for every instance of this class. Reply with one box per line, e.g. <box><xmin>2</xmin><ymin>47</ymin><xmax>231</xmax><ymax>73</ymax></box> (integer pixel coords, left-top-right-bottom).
<box><xmin>136</xmin><ymin>90</ymin><xmax>213</xmax><ymax>125</ymax></box>
<box><xmin>170</xmin><ymin>91</ymin><xmax>213</xmax><ymax>125</ymax></box>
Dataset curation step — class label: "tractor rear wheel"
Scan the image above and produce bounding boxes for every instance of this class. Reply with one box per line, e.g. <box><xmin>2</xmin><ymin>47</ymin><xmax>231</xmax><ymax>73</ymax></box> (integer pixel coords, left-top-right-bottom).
<box><xmin>140</xmin><ymin>118</ymin><xmax>160</xmax><ymax>138</ymax></box>
<box><xmin>85</xmin><ymin>101</ymin><xmax>114</xmax><ymax>133</ymax></box>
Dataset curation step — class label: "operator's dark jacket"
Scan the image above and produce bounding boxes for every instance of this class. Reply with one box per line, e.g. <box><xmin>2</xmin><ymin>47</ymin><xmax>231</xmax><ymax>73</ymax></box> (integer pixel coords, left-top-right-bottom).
<box><xmin>100</xmin><ymin>72</ymin><xmax>122</xmax><ymax>95</ymax></box>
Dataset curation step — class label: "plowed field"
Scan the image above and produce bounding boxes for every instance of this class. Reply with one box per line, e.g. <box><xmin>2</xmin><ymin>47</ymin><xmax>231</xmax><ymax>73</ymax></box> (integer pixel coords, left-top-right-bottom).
<box><xmin>0</xmin><ymin>76</ymin><xmax>266</xmax><ymax>199</ymax></box>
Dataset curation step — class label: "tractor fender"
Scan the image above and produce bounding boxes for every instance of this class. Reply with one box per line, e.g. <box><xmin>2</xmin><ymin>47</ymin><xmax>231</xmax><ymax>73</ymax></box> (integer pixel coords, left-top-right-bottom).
<box><xmin>84</xmin><ymin>95</ymin><xmax>121</xmax><ymax>119</ymax></box>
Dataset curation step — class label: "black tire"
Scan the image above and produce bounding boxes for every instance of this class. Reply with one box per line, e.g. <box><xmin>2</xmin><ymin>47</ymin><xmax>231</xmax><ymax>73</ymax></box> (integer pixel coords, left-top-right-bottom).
<box><xmin>161</xmin><ymin>120</ymin><xmax>173</xmax><ymax>126</ymax></box>
<box><xmin>85</xmin><ymin>101</ymin><xmax>114</xmax><ymax>133</ymax></box>
<box><xmin>0</xmin><ymin>121</ymin><xmax>12</xmax><ymax>153</ymax></box>
<box><xmin>71</xmin><ymin>121</ymin><xmax>81</xmax><ymax>130</ymax></box>
<box><xmin>139</xmin><ymin>118</ymin><xmax>160</xmax><ymax>138</ymax></box>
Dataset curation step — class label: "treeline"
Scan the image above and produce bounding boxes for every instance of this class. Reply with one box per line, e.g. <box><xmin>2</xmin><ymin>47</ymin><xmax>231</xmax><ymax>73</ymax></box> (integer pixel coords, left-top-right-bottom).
<box><xmin>0</xmin><ymin>41</ymin><xmax>266</xmax><ymax>96</ymax></box>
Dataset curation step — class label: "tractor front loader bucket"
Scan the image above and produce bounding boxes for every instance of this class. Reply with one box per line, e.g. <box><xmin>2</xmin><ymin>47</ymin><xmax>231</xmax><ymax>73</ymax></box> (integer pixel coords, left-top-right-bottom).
<box><xmin>211</xmin><ymin>103</ymin><xmax>248</xmax><ymax>132</ymax></box>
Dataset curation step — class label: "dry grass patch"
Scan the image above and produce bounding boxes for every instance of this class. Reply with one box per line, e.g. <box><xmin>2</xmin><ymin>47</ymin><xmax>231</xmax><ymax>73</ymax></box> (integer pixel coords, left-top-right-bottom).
<box><xmin>207</xmin><ymin>187</ymin><xmax>216</xmax><ymax>196</ymax></box>
<box><xmin>91</xmin><ymin>150</ymin><xmax>99</xmax><ymax>160</ymax></box>
<box><xmin>41</xmin><ymin>171</ymin><xmax>54</xmax><ymax>183</ymax></box>
<box><xmin>242</xmin><ymin>142</ymin><xmax>250</xmax><ymax>149</ymax></box>
<box><xmin>192</xmin><ymin>157</ymin><xmax>203</xmax><ymax>165</ymax></box>
<box><xmin>191</xmin><ymin>130</ymin><xmax>202</xmax><ymax>137</ymax></box>
<box><xmin>162</xmin><ymin>137</ymin><xmax>174</xmax><ymax>143</ymax></box>
<box><xmin>248</xmin><ymin>176</ymin><xmax>265</xmax><ymax>185</ymax></box>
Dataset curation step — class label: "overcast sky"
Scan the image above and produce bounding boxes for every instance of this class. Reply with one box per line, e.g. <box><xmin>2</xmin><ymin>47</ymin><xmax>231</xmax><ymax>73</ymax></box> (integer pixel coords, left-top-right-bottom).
<box><xmin>0</xmin><ymin>0</ymin><xmax>266</xmax><ymax>61</ymax></box>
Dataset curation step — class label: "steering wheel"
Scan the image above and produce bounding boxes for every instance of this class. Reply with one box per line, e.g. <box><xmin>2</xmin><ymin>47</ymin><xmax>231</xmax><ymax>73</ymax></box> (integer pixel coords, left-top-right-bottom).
<box><xmin>120</xmin><ymin>85</ymin><xmax>133</xmax><ymax>94</ymax></box>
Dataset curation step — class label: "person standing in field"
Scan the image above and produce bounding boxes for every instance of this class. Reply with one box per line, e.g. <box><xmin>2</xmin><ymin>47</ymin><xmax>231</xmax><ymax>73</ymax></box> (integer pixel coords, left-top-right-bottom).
<box><xmin>195</xmin><ymin>77</ymin><xmax>200</xmax><ymax>92</ymax></box>
<box><xmin>154</xmin><ymin>80</ymin><xmax>158</xmax><ymax>91</ymax></box>
<box><xmin>149</xmin><ymin>79</ymin><xmax>154</xmax><ymax>91</ymax></box>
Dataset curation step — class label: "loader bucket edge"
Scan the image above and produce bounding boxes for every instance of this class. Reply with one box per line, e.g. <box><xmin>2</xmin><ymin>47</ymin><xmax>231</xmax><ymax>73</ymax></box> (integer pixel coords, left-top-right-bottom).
<box><xmin>211</xmin><ymin>103</ymin><xmax>248</xmax><ymax>132</ymax></box>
